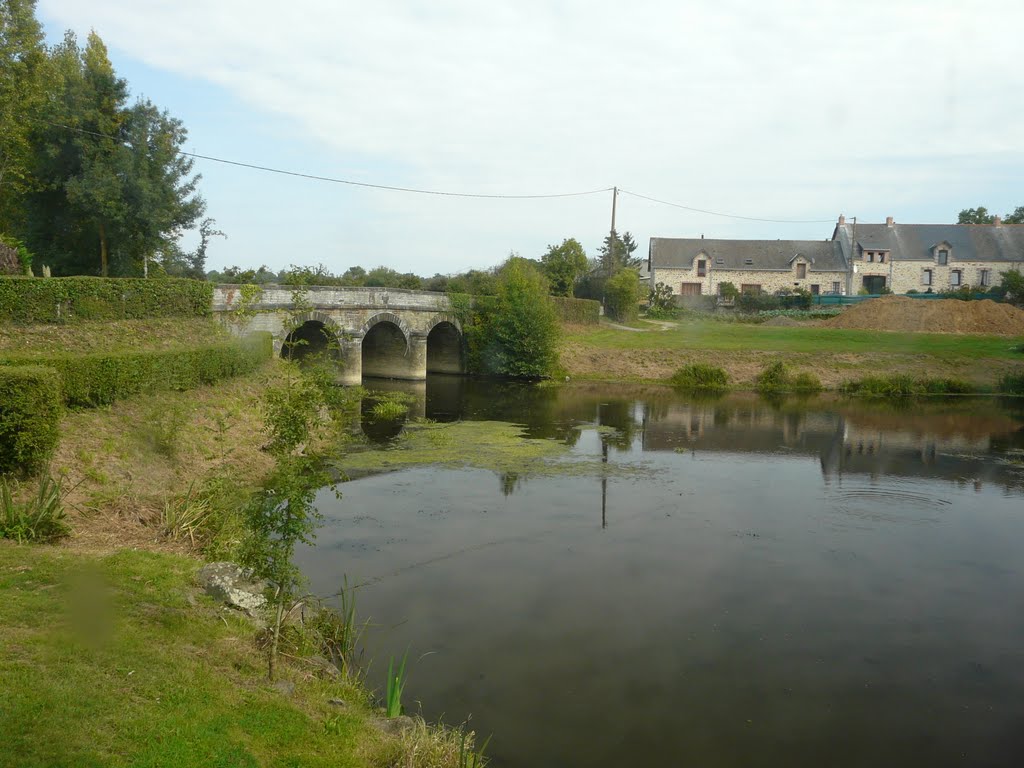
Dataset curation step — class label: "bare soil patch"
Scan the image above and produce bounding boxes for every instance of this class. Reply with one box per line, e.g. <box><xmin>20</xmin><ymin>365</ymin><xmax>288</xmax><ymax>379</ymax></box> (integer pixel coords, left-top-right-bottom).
<box><xmin>821</xmin><ymin>296</ymin><xmax>1024</xmax><ymax>335</ymax></box>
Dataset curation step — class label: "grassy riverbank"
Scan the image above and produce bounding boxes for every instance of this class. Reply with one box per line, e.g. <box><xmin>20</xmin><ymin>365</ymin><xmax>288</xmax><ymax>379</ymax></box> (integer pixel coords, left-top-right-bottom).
<box><xmin>0</xmin><ymin>543</ymin><xmax>477</xmax><ymax>768</ymax></box>
<box><xmin>561</xmin><ymin>320</ymin><xmax>1024</xmax><ymax>389</ymax></box>
<box><xmin>1</xmin><ymin>315</ymin><xmax>487</xmax><ymax>767</ymax></box>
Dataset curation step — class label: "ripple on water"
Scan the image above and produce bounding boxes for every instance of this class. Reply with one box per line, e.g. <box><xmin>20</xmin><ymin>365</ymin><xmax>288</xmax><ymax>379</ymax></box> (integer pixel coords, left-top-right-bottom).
<box><xmin>826</xmin><ymin>483</ymin><xmax>952</xmax><ymax>525</ymax></box>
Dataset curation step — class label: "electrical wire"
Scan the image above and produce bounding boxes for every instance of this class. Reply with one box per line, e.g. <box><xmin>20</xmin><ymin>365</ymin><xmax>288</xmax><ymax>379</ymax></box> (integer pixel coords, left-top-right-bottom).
<box><xmin>618</xmin><ymin>188</ymin><xmax>834</xmax><ymax>224</ymax></box>
<box><xmin>28</xmin><ymin>117</ymin><xmax>613</xmax><ymax>200</ymax></box>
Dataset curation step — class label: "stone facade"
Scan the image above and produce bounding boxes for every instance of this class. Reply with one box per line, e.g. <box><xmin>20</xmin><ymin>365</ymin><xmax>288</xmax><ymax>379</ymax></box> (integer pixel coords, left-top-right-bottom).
<box><xmin>654</xmin><ymin>262</ymin><xmax>847</xmax><ymax>297</ymax></box>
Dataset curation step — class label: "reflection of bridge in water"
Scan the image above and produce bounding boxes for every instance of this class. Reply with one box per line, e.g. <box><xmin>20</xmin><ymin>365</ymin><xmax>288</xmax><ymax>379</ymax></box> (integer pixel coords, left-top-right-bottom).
<box><xmin>213</xmin><ymin>285</ymin><xmax>464</xmax><ymax>384</ymax></box>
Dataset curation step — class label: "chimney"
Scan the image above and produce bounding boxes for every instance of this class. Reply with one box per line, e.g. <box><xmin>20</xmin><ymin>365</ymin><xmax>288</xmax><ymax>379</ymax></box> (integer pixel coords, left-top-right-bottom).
<box><xmin>994</xmin><ymin>215</ymin><xmax>1003</xmax><ymax>226</ymax></box>
<box><xmin>886</xmin><ymin>216</ymin><xmax>894</xmax><ymax>227</ymax></box>
<box><xmin>838</xmin><ymin>214</ymin><xmax>846</xmax><ymax>226</ymax></box>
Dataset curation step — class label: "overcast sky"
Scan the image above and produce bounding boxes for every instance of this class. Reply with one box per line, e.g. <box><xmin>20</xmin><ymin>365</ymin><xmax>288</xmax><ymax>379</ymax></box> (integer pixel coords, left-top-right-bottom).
<box><xmin>38</xmin><ymin>0</ymin><xmax>1024</xmax><ymax>276</ymax></box>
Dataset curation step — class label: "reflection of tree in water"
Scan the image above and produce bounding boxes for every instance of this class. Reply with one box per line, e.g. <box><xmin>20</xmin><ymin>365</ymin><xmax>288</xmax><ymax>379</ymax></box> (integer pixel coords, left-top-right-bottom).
<box><xmin>500</xmin><ymin>472</ymin><xmax>524</xmax><ymax>497</ymax></box>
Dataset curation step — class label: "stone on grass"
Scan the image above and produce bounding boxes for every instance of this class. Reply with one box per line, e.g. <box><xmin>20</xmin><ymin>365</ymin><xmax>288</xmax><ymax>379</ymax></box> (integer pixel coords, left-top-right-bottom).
<box><xmin>196</xmin><ymin>562</ymin><xmax>268</xmax><ymax>618</ymax></box>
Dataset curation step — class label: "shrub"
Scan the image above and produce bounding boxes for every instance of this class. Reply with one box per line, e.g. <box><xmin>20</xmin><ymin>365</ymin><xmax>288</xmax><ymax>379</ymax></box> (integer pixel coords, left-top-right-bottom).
<box><xmin>840</xmin><ymin>375</ymin><xmax>976</xmax><ymax>396</ymax></box>
<box><xmin>717</xmin><ymin>282</ymin><xmax>739</xmax><ymax>301</ymax></box>
<box><xmin>754</xmin><ymin>361</ymin><xmax>790</xmax><ymax>393</ymax></box>
<box><xmin>604</xmin><ymin>269</ymin><xmax>641</xmax><ymax>323</ymax></box>
<box><xmin>670</xmin><ymin>364</ymin><xmax>729</xmax><ymax>390</ymax></box>
<box><xmin>647</xmin><ymin>282</ymin><xmax>676</xmax><ymax>319</ymax></box>
<box><xmin>999</xmin><ymin>373</ymin><xmax>1024</xmax><ymax>395</ymax></box>
<box><xmin>791</xmin><ymin>372</ymin><xmax>823</xmax><ymax>393</ymax></box>
<box><xmin>0</xmin><ymin>277</ymin><xmax>212</xmax><ymax>324</ymax></box>
<box><xmin>0</xmin><ymin>475</ymin><xmax>68</xmax><ymax>543</ymax></box>
<box><xmin>0</xmin><ymin>366</ymin><xmax>63</xmax><ymax>475</ymax></box>
<box><xmin>549</xmin><ymin>296</ymin><xmax>600</xmax><ymax>325</ymax></box>
<box><xmin>0</xmin><ymin>333</ymin><xmax>272</xmax><ymax>408</ymax></box>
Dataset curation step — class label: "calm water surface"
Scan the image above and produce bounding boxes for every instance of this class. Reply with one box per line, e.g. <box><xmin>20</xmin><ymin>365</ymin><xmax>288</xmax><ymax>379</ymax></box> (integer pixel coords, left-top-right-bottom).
<box><xmin>296</xmin><ymin>377</ymin><xmax>1024</xmax><ymax>768</ymax></box>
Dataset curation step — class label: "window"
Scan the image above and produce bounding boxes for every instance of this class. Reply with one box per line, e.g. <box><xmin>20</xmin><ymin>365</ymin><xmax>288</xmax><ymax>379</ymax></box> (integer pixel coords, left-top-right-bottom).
<box><xmin>715</xmin><ymin>258</ymin><xmax>724</xmax><ymax>266</ymax></box>
<box><xmin>740</xmin><ymin>284</ymin><xmax>761</xmax><ymax>295</ymax></box>
<box><xmin>796</xmin><ymin>263</ymin><xmax>807</xmax><ymax>279</ymax></box>
<box><xmin>937</xmin><ymin>249</ymin><xmax>949</xmax><ymax>265</ymax></box>
<box><xmin>878</xmin><ymin>253</ymin><xmax>886</xmax><ymax>263</ymax></box>
<box><xmin>867</xmin><ymin>252</ymin><xmax>875</xmax><ymax>262</ymax></box>
<box><xmin>980</xmin><ymin>269</ymin><xmax>991</xmax><ymax>287</ymax></box>
<box><xmin>922</xmin><ymin>269</ymin><xmax>932</xmax><ymax>286</ymax></box>
<box><xmin>950</xmin><ymin>270</ymin><xmax>961</xmax><ymax>287</ymax></box>
<box><xmin>697</xmin><ymin>259</ymin><xmax>707</xmax><ymax>277</ymax></box>
<box><xmin>810</xmin><ymin>284</ymin><xmax>820</xmax><ymax>295</ymax></box>
<box><xmin>832</xmin><ymin>281</ymin><xmax>841</xmax><ymax>293</ymax></box>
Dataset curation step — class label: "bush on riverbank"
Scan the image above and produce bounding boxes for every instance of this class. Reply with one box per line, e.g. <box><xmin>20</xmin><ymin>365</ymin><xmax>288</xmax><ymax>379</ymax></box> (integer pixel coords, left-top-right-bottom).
<box><xmin>0</xmin><ymin>276</ymin><xmax>212</xmax><ymax>324</ymax></box>
<box><xmin>0</xmin><ymin>366</ymin><xmax>63</xmax><ymax>475</ymax></box>
<box><xmin>755</xmin><ymin>361</ymin><xmax>822</xmax><ymax>394</ymax></box>
<box><xmin>0</xmin><ymin>333</ymin><xmax>272</xmax><ymax>407</ymax></box>
<box><xmin>669</xmin><ymin>364</ymin><xmax>729</xmax><ymax>390</ymax></box>
<box><xmin>998</xmin><ymin>373</ymin><xmax>1024</xmax><ymax>395</ymax></box>
<box><xmin>840</xmin><ymin>375</ymin><xmax>975</xmax><ymax>396</ymax></box>
<box><xmin>460</xmin><ymin>260</ymin><xmax>560</xmax><ymax>378</ymax></box>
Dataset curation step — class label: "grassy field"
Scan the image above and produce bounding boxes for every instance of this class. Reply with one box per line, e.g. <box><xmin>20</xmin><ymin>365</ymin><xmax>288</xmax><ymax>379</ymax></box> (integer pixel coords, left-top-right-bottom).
<box><xmin>0</xmin><ymin>544</ymin><xmax>478</xmax><ymax>768</ymax></box>
<box><xmin>562</xmin><ymin>320</ymin><xmax>1024</xmax><ymax>388</ymax></box>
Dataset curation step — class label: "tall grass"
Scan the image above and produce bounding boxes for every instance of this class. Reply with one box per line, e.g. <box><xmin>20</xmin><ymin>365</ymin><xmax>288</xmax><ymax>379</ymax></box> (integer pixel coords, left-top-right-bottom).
<box><xmin>999</xmin><ymin>373</ymin><xmax>1024</xmax><ymax>395</ymax></box>
<box><xmin>313</xmin><ymin>577</ymin><xmax>367</xmax><ymax>682</ymax></box>
<box><xmin>0</xmin><ymin>475</ymin><xmax>69</xmax><ymax>543</ymax></box>
<box><xmin>386</xmin><ymin>651</ymin><xmax>409</xmax><ymax>718</ymax></box>
<box><xmin>840</xmin><ymin>375</ymin><xmax>975</xmax><ymax>396</ymax></box>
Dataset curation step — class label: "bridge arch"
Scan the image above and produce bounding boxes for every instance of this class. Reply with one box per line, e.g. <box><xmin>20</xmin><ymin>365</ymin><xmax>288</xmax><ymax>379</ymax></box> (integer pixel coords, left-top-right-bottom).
<box><xmin>361</xmin><ymin>312</ymin><xmax>415</xmax><ymax>379</ymax></box>
<box><xmin>282</xmin><ymin>311</ymin><xmax>343</xmax><ymax>363</ymax></box>
<box><xmin>425</xmin><ymin>314</ymin><xmax>465</xmax><ymax>374</ymax></box>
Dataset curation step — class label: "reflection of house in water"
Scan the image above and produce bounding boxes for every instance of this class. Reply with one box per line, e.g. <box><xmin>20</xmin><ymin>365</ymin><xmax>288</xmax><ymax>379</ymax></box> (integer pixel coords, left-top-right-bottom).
<box><xmin>641</xmin><ymin>402</ymin><xmax>1024</xmax><ymax>491</ymax></box>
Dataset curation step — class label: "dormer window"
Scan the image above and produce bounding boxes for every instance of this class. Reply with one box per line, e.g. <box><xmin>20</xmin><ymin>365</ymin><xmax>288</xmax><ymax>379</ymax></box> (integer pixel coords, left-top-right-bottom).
<box><xmin>878</xmin><ymin>253</ymin><xmax>886</xmax><ymax>263</ymax></box>
<box><xmin>938</xmin><ymin>249</ymin><xmax>949</xmax><ymax>265</ymax></box>
<box><xmin>796</xmin><ymin>263</ymin><xmax>807</xmax><ymax>279</ymax></box>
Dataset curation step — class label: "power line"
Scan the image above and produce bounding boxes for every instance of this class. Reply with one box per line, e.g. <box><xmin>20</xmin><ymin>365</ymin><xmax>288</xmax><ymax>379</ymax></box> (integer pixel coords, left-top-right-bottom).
<box><xmin>29</xmin><ymin>117</ymin><xmax>613</xmax><ymax>200</ymax></box>
<box><xmin>618</xmin><ymin>188</ymin><xmax>834</xmax><ymax>224</ymax></box>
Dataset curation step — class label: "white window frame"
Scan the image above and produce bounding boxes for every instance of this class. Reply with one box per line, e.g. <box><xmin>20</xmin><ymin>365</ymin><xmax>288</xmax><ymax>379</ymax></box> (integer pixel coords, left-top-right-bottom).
<box><xmin>950</xmin><ymin>269</ymin><xmax>962</xmax><ymax>287</ymax></box>
<box><xmin>922</xmin><ymin>269</ymin><xmax>932</xmax><ymax>286</ymax></box>
<box><xmin>980</xmin><ymin>269</ymin><xmax>991</xmax><ymax>287</ymax></box>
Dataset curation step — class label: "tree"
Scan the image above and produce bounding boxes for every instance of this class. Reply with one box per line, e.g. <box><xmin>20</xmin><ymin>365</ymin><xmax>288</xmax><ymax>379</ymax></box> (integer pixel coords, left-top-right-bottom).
<box><xmin>997</xmin><ymin>269</ymin><xmax>1024</xmax><ymax>307</ymax></box>
<box><xmin>0</xmin><ymin>0</ymin><xmax>50</xmax><ymax>233</ymax></box>
<box><xmin>541</xmin><ymin>237</ymin><xmax>588</xmax><ymax>297</ymax></box>
<box><xmin>604</xmin><ymin>268</ymin><xmax>641</xmax><ymax>322</ymax></box>
<box><xmin>476</xmin><ymin>258</ymin><xmax>559</xmax><ymax>377</ymax></box>
<box><xmin>957</xmin><ymin>206</ymin><xmax>1024</xmax><ymax>225</ymax></box>
<box><xmin>598</xmin><ymin>229</ymin><xmax>640</xmax><ymax>277</ymax></box>
<box><xmin>22</xmin><ymin>31</ymin><xmax>204</xmax><ymax>276</ymax></box>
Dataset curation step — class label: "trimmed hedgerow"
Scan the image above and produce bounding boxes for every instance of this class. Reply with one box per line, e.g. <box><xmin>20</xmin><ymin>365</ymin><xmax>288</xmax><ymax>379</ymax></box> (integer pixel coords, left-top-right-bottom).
<box><xmin>0</xmin><ymin>277</ymin><xmax>213</xmax><ymax>324</ymax></box>
<box><xmin>0</xmin><ymin>333</ymin><xmax>272</xmax><ymax>408</ymax></box>
<box><xmin>0</xmin><ymin>366</ymin><xmax>63</xmax><ymax>475</ymax></box>
<box><xmin>550</xmin><ymin>296</ymin><xmax>600</xmax><ymax>325</ymax></box>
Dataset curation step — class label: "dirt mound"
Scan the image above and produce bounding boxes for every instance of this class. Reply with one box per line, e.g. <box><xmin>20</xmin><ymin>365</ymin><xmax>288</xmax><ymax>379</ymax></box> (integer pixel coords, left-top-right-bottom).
<box><xmin>821</xmin><ymin>296</ymin><xmax>1024</xmax><ymax>335</ymax></box>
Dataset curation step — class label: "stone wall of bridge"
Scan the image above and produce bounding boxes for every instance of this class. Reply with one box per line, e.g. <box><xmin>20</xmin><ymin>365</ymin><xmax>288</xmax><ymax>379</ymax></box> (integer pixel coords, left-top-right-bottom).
<box><xmin>211</xmin><ymin>285</ymin><xmax>464</xmax><ymax>384</ymax></box>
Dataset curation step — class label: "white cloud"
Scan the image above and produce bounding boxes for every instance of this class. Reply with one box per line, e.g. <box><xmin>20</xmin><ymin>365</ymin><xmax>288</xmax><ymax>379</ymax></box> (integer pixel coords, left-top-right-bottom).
<box><xmin>38</xmin><ymin>0</ymin><xmax>1024</xmax><ymax>272</ymax></box>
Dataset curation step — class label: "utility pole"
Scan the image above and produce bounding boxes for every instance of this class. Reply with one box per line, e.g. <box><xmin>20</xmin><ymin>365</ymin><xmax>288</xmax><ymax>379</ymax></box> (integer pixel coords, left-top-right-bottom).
<box><xmin>610</xmin><ymin>185</ymin><xmax>618</xmax><ymax>236</ymax></box>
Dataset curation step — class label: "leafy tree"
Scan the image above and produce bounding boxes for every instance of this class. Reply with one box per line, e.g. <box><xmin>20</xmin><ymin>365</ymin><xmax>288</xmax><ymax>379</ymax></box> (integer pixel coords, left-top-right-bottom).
<box><xmin>0</xmin><ymin>0</ymin><xmax>50</xmax><ymax>233</ymax></box>
<box><xmin>997</xmin><ymin>269</ymin><xmax>1024</xmax><ymax>307</ymax></box>
<box><xmin>604</xmin><ymin>268</ymin><xmax>641</xmax><ymax>322</ymax></box>
<box><xmin>22</xmin><ymin>31</ymin><xmax>204</xmax><ymax>276</ymax></box>
<box><xmin>475</xmin><ymin>258</ymin><xmax>559</xmax><ymax>377</ymax></box>
<box><xmin>598</xmin><ymin>229</ymin><xmax>640</xmax><ymax>277</ymax></box>
<box><xmin>364</xmin><ymin>266</ymin><xmax>422</xmax><ymax>289</ymax></box>
<box><xmin>447</xmin><ymin>268</ymin><xmax>498</xmax><ymax>296</ymax></box>
<box><xmin>957</xmin><ymin>206</ymin><xmax>1024</xmax><ymax>225</ymax></box>
<box><xmin>541</xmin><ymin>237</ymin><xmax>588</xmax><ymax>297</ymax></box>
<box><xmin>339</xmin><ymin>265</ymin><xmax>366</xmax><ymax>285</ymax></box>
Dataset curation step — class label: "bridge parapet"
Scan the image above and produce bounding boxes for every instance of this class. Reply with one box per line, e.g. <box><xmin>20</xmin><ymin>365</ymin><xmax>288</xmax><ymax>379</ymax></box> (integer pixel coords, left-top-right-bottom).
<box><xmin>212</xmin><ymin>284</ymin><xmax>451</xmax><ymax>313</ymax></box>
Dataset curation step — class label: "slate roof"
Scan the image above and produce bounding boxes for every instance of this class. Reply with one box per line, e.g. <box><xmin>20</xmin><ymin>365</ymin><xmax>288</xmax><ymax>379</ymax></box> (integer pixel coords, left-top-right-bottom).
<box><xmin>834</xmin><ymin>222</ymin><xmax>1024</xmax><ymax>263</ymax></box>
<box><xmin>649</xmin><ymin>238</ymin><xmax>847</xmax><ymax>272</ymax></box>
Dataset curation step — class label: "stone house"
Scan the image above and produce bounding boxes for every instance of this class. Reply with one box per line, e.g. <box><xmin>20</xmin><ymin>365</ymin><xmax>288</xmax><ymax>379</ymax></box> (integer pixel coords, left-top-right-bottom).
<box><xmin>832</xmin><ymin>216</ymin><xmax>1024</xmax><ymax>295</ymax></box>
<box><xmin>649</xmin><ymin>216</ymin><xmax>1024</xmax><ymax>298</ymax></box>
<box><xmin>647</xmin><ymin>237</ymin><xmax>848</xmax><ymax>297</ymax></box>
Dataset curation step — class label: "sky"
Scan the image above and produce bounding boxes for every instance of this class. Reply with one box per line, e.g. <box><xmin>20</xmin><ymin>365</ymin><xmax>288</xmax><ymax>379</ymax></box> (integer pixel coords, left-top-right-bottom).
<box><xmin>37</xmin><ymin>0</ymin><xmax>1024</xmax><ymax>276</ymax></box>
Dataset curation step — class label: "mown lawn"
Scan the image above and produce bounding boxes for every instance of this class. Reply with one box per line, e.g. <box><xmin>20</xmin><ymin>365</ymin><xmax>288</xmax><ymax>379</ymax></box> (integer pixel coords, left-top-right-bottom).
<box><xmin>568</xmin><ymin>321</ymin><xmax>1023</xmax><ymax>360</ymax></box>
<box><xmin>0</xmin><ymin>544</ymin><xmax>383</xmax><ymax>768</ymax></box>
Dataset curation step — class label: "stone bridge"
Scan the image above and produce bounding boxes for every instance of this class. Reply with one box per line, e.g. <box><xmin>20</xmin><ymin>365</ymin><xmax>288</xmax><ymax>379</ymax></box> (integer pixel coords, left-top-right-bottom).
<box><xmin>212</xmin><ymin>285</ymin><xmax>463</xmax><ymax>385</ymax></box>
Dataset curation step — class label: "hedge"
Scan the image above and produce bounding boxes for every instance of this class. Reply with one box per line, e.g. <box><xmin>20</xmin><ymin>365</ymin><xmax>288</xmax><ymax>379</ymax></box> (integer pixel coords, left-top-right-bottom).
<box><xmin>0</xmin><ymin>333</ymin><xmax>273</xmax><ymax>408</ymax></box>
<box><xmin>0</xmin><ymin>366</ymin><xmax>63</xmax><ymax>475</ymax></box>
<box><xmin>549</xmin><ymin>296</ymin><xmax>600</xmax><ymax>325</ymax></box>
<box><xmin>0</xmin><ymin>277</ymin><xmax>213</xmax><ymax>324</ymax></box>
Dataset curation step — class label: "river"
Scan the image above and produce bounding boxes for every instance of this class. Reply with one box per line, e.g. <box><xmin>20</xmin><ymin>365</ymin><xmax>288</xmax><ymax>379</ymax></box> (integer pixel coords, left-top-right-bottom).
<box><xmin>295</xmin><ymin>376</ymin><xmax>1024</xmax><ymax>768</ymax></box>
